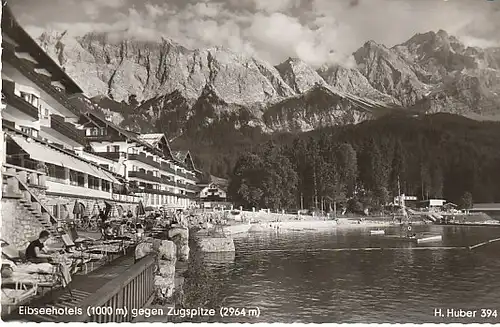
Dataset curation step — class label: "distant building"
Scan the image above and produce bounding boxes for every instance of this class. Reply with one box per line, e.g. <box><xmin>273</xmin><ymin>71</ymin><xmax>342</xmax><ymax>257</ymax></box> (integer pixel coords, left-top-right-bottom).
<box><xmin>198</xmin><ymin>176</ymin><xmax>229</xmax><ymax>209</ymax></box>
<box><xmin>393</xmin><ymin>195</ymin><xmax>417</xmax><ymax>207</ymax></box>
<box><xmin>418</xmin><ymin>199</ymin><xmax>446</xmax><ymax>211</ymax></box>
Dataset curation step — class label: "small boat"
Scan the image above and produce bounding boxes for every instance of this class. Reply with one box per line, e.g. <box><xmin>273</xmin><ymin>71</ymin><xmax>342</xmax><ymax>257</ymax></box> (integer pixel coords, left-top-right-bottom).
<box><xmin>370</xmin><ymin>230</ymin><xmax>385</xmax><ymax>235</ymax></box>
<box><xmin>417</xmin><ymin>235</ymin><xmax>442</xmax><ymax>244</ymax></box>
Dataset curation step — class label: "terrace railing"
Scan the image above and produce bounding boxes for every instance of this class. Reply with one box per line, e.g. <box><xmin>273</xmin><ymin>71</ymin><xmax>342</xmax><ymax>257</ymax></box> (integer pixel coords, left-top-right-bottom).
<box><xmin>65</xmin><ymin>255</ymin><xmax>156</xmax><ymax>322</ymax></box>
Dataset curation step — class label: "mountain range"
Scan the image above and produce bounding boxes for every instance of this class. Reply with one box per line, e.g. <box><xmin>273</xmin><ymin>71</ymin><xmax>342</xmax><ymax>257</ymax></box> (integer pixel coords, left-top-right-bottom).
<box><xmin>36</xmin><ymin>28</ymin><xmax>500</xmax><ymax>138</ymax></box>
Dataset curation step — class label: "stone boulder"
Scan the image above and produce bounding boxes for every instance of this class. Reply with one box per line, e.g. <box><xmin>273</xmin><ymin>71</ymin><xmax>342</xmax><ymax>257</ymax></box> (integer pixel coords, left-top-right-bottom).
<box><xmin>168</xmin><ymin>227</ymin><xmax>190</xmax><ymax>261</ymax></box>
<box><xmin>135</xmin><ymin>242</ymin><xmax>154</xmax><ymax>261</ymax></box>
<box><xmin>153</xmin><ymin>240</ymin><xmax>177</xmax><ymax>302</ymax></box>
<box><xmin>154</xmin><ymin>275</ymin><xmax>175</xmax><ymax>299</ymax></box>
<box><xmin>158</xmin><ymin>240</ymin><xmax>176</xmax><ymax>262</ymax></box>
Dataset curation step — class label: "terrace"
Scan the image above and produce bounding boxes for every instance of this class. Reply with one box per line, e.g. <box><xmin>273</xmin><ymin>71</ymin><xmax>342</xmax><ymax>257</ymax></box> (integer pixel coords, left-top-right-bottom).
<box><xmin>128</xmin><ymin>171</ymin><xmax>161</xmax><ymax>184</ymax></box>
<box><xmin>2</xmin><ymin>250</ymin><xmax>155</xmax><ymax>322</ymax></box>
<box><xmin>50</xmin><ymin>114</ymin><xmax>86</xmax><ymax>146</ymax></box>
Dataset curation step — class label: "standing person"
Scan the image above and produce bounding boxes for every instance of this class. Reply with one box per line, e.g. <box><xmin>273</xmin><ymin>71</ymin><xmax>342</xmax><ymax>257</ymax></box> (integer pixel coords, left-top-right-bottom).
<box><xmin>99</xmin><ymin>208</ymin><xmax>107</xmax><ymax>225</ymax></box>
<box><xmin>25</xmin><ymin>231</ymin><xmax>57</xmax><ymax>263</ymax></box>
<box><xmin>35</xmin><ymin>161</ymin><xmax>48</xmax><ymax>175</ymax></box>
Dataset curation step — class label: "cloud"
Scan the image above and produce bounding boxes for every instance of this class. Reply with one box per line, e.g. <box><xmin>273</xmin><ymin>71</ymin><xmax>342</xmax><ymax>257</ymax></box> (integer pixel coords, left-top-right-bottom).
<box><xmin>190</xmin><ymin>2</ymin><xmax>221</xmax><ymax>17</ymax></box>
<box><xmin>82</xmin><ymin>0</ymin><xmax>127</xmax><ymax>20</ymax></box>
<box><xmin>17</xmin><ymin>0</ymin><xmax>500</xmax><ymax>69</ymax></box>
<box><xmin>253</xmin><ymin>0</ymin><xmax>299</xmax><ymax>13</ymax></box>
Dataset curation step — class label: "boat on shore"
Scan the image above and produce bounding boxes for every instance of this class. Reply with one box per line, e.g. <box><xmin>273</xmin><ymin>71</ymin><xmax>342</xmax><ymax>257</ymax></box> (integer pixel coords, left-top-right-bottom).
<box><xmin>223</xmin><ymin>222</ymin><xmax>252</xmax><ymax>235</ymax></box>
<box><xmin>370</xmin><ymin>230</ymin><xmax>385</xmax><ymax>235</ymax></box>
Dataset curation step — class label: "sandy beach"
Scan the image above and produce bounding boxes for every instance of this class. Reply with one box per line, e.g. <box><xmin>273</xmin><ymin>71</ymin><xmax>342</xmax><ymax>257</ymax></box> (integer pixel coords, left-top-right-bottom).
<box><xmin>226</xmin><ymin>219</ymin><xmax>395</xmax><ymax>235</ymax></box>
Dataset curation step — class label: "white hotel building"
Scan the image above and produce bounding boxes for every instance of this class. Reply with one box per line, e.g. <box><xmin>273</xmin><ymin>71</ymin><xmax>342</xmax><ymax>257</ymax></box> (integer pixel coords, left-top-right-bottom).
<box><xmin>1</xmin><ymin>4</ymin><xmax>200</xmax><ymax>246</ymax></box>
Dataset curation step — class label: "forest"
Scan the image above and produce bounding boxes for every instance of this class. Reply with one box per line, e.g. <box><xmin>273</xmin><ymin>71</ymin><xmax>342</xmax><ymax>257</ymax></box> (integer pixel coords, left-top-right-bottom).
<box><xmin>227</xmin><ymin>113</ymin><xmax>500</xmax><ymax>212</ymax></box>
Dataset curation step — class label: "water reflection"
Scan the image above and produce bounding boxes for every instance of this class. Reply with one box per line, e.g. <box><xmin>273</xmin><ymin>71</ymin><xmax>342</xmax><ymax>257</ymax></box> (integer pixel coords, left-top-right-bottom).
<box><xmin>183</xmin><ymin>226</ymin><xmax>500</xmax><ymax>323</ymax></box>
<box><xmin>201</xmin><ymin>251</ymin><xmax>235</xmax><ymax>267</ymax></box>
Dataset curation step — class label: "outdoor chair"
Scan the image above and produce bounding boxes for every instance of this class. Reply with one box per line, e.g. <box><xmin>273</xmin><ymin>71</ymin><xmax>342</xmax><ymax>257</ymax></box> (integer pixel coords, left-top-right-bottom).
<box><xmin>1</xmin><ymin>277</ymin><xmax>38</xmax><ymax>315</ymax></box>
<box><xmin>1</xmin><ymin>243</ymin><xmax>74</xmax><ymax>303</ymax></box>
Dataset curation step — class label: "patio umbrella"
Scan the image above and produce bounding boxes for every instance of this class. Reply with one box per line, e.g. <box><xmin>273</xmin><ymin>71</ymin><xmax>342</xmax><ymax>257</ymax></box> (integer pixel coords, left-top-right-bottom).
<box><xmin>110</xmin><ymin>203</ymin><xmax>119</xmax><ymax>218</ymax></box>
<box><xmin>136</xmin><ymin>201</ymin><xmax>146</xmax><ymax>217</ymax></box>
<box><xmin>91</xmin><ymin>202</ymin><xmax>100</xmax><ymax>217</ymax></box>
<box><xmin>104</xmin><ymin>201</ymin><xmax>112</xmax><ymax>218</ymax></box>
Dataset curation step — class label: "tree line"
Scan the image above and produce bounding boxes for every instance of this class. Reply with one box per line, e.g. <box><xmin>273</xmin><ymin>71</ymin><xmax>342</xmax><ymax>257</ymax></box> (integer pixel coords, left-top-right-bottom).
<box><xmin>228</xmin><ymin>113</ymin><xmax>500</xmax><ymax>213</ymax></box>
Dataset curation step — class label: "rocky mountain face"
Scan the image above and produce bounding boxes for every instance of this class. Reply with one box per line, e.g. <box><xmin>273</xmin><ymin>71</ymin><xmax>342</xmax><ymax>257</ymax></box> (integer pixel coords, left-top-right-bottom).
<box><xmin>37</xmin><ymin>28</ymin><xmax>500</xmax><ymax>139</ymax></box>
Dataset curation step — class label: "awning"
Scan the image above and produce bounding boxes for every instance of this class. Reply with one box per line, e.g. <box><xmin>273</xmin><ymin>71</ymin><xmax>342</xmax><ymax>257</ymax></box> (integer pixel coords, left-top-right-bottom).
<box><xmin>9</xmin><ymin>134</ymin><xmax>116</xmax><ymax>183</ymax></box>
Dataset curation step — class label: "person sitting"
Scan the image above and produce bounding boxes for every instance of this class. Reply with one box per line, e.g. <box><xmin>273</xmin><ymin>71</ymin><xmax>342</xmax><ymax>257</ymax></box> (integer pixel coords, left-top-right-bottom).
<box><xmin>135</xmin><ymin>223</ymin><xmax>144</xmax><ymax>239</ymax></box>
<box><xmin>118</xmin><ymin>221</ymin><xmax>128</xmax><ymax>236</ymax></box>
<box><xmin>104</xmin><ymin>224</ymin><xmax>116</xmax><ymax>240</ymax></box>
<box><xmin>25</xmin><ymin>231</ymin><xmax>61</xmax><ymax>264</ymax></box>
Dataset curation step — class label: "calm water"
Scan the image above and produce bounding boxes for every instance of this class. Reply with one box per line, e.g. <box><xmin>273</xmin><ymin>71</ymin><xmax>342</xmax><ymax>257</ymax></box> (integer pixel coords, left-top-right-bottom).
<box><xmin>183</xmin><ymin>225</ymin><xmax>500</xmax><ymax>323</ymax></box>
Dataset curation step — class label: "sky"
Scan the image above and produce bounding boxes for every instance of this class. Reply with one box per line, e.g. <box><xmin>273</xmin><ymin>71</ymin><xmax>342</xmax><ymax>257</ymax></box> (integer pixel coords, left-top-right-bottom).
<box><xmin>9</xmin><ymin>0</ymin><xmax>500</xmax><ymax>67</ymax></box>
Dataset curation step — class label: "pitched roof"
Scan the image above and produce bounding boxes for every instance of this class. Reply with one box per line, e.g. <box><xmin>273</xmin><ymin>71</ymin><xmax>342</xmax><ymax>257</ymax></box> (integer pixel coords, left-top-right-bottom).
<box><xmin>172</xmin><ymin>150</ymin><xmax>202</xmax><ymax>173</ymax></box>
<box><xmin>210</xmin><ymin>175</ymin><xmax>229</xmax><ymax>187</ymax></box>
<box><xmin>172</xmin><ymin>150</ymin><xmax>189</xmax><ymax>162</ymax></box>
<box><xmin>138</xmin><ymin>133</ymin><xmax>165</xmax><ymax>147</ymax></box>
<box><xmin>82</xmin><ymin>112</ymin><xmax>154</xmax><ymax>151</ymax></box>
<box><xmin>2</xmin><ymin>3</ymin><xmax>82</xmax><ymax>94</ymax></box>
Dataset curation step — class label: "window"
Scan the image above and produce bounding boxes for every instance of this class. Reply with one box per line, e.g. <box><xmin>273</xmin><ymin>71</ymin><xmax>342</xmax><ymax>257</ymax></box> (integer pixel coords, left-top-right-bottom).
<box><xmin>100</xmin><ymin>127</ymin><xmax>106</xmax><ymax>136</ymax></box>
<box><xmin>20</xmin><ymin>92</ymin><xmax>39</xmax><ymax>108</ymax></box>
<box><xmin>89</xmin><ymin>176</ymin><xmax>100</xmax><ymax>190</ymax></box>
<box><xmin>102</xmin><ymin>180</ymin><xmax>110</xmax><ymax>192</ymax></box>
<box><xmin>87</xmin><ymin>128</ymin><xmax>99</xmax><ymax>136</ymax></box>
<box><xmin>20</xmin><ymin>126</ymin><xmax>38</xmax><ymax>138</ymax></box>
<box><xmin>113</xmin><ymin>145</ymin><xmax>119</xmax><ymax>152</ymax></box>
<box><xmin>69</xmin><ymin>170</ymin><xmax>78</xmax><ymax>186</ymax></box>
<box><xmin>46</xmin><ymin>163</ymin><xmax>65</xmax><ymax>181</ymax></box>
<box><xmin>44</xmin><ymin>108</ymin><xmax>49</xmax><ymax>117</ymax></box>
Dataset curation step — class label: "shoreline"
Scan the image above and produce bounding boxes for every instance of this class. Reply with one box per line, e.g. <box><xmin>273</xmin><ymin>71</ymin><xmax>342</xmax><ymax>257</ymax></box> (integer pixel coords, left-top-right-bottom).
<box><xmin>226</xmin><ymin>219</ymin><xmax>396</xmax><ymax>235</ymax></box>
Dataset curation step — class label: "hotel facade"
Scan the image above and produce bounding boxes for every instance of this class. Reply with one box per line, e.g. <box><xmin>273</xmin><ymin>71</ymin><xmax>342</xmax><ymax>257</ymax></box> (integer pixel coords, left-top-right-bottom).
<box><xmin>1</xmin><ymin>5</ymin><xmax>200</xmax><ymax>248</ymax></box>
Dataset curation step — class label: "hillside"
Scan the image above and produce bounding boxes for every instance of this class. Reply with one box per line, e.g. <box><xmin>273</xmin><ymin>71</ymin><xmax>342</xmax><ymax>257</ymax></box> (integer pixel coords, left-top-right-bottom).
<box><xmin>37</xmin><ymin>28</ymin><xmax>500</xmax><ymax>175</ymax></box>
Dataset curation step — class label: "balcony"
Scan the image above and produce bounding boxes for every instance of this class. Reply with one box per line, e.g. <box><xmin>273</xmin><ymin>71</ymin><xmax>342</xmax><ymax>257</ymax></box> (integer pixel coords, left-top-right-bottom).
<box><xmin>2</xmin><ymin>50</ymin><xmax>82</xmax><ymax>114</ymax></box>
<box><xmin>176</xmin><ymin>169</ymin><xmax>187</xmax><ymax>178</ymax></box>
<box><xmin>94</xmin><ymin>151</ymin><xmax>122</xmax><ymax>161</ymax></box>
<box><xmin>50</xmin><ymin>114</ymin><xmax>86</xmax><ymax>145</ymax></box>
<box><xmin>1</xmin><ymin>79</ymin><xmax>39</xmax><ymax>120</ymax></box>
<box><xmin>185</xmin><ymin>183</ymin><xmax>199</xmax><ymax>192</ymax></box>
<box><xmin>161</xmin><ymin>176</ymin><xmax>176</xmax><ymax>187</ymax></box>
<box><xmin>160</xmin><ymin>162</ymin><xmax>176</xmax><ymax>174</ymax></box>
<box><xmin>85</xmin><ymin>134</ymin><xmax>124</xmax><ymax>142</ymax></box>
<box><xmin>128</xmin><ymin>171</ymin><xmax>161</xmax><ymax>183</ymax></box>
<box><xmin>186</xmin><ymin>172</ymin><xmax>197</xmax><ymax>181</ymax></box>
<box><xmin>127</xmin><ymin>153</ymin><xmax>161</xmax><ymax>170</ymax></box>
<box><xmin>130</xmin><ymin>187</ymin><xmax>177</xmax><ymax>197</ymax></box>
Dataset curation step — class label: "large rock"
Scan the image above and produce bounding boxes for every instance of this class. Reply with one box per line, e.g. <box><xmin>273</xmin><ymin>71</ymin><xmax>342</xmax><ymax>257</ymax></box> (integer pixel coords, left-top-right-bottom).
<box><xmin>195</xmin><ymin>237</ymin><xmax>235</xmax><ymax>252</ymax></box>
<box><xmin>154</xmin><ymin>275</ymin><xmax>175</xmax><ymax>299</ymax></box>
<box><xmin>134</xmin><ymin>242</ymin><xmax>153</xmax><ymax>261</ymax></box>
<box><xmin>168</xmin><ymin>227</ymin><xmax>190</xmax><ymax>261</ymax></box>
<box><xmin>153</xmin><ymin>240</ymin><xmax>177</xmax><ymax>302</ymax></box>
<box><xmin>178</xmin><ymin>245</ymin><xmax>190</xmax><ymax>262</ymax></box>
<box><xmin>158</xmin><ymin>240</ymin><xmax>176</xmax><ymax>262</ymax></box>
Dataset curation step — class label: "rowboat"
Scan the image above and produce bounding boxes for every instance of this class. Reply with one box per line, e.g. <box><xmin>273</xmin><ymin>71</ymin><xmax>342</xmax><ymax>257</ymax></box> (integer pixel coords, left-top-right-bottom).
<box><xmin>416</xmin><ymin>235</ymin><xmax>442</xmax><ymax>244</ymax></box>
<box><xmin>370</xmin><ymin>230</ymin><xmax>385</xmax><ymax>235</ymax></box>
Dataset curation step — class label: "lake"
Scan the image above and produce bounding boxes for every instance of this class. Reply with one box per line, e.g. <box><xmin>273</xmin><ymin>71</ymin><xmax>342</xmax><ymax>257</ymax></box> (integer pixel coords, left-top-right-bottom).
<box><xmin>181</xmin><ymin>225</ymin><xmax>500</xmax><ymax>323</ymax></box>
